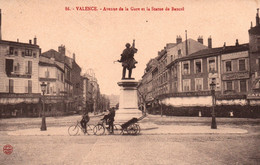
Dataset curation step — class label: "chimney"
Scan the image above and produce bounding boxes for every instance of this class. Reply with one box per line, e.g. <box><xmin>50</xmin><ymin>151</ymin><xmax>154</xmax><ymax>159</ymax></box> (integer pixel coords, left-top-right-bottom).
<box><xmin>185</xmin><ymin>30</ymin><xmax>188</xmax><ymax>55</ymax></box>
<box><xmin>29</xmin><ymin>40</ymin><xmax>32</xmax><ymax>44</ymax></box>
<box><xmin>17</xmin><ymin>39</ymin><xmax>19</xmax><ymax>42</ymax></box>
<box><xmin>256</xmin><ymin>8</ymin><xmax>259</xmax><ymax>26</ymax></box>
<box><xmin>197</xmin><ymin>36</ymin><xmax>203</xmax><ymax>44</ymax></box>
<box><xmin>223</xmin><ymin>42</ymin><xmax>226</xmax><ymax>49</ymax></box>
<box><xmin>176</xmin><ymin>35</ymin><xmax>182</xmax><ymax>44</ymax></box>
<box><xmin>73</xmin><ymin>53</ymin><xmax>75</xmax><ymax>61</ymax></box>
<box><xmin>208</xmin><ymin>36</ymin><xmax>212</xmax><ymax>48</ymax></box>
<box><xmin>33</xmin><ymin>36</ymin><xmax>37</xmax><ymax>45</ymax></box>
<box><xmin>235</xmin><ymin>39</ymin><xmax>239</xmax><ymax>46</ymax></box>
<box><xmin>0</xmin><ymin>9</ymin><xmax>2</xmax><ymax>40</ymax></box>
<box><xmin>58</xmin><ymin>45</ymin><xmax>66</xmax><ymax>56</ymax></box>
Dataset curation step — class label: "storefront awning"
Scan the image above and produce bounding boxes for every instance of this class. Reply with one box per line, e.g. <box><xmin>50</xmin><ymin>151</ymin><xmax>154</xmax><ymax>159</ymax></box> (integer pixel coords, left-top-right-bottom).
<box><xmin>0</xmin><ymin>97</ymin><xmax>39</xmax><ymax>105</ymax></box>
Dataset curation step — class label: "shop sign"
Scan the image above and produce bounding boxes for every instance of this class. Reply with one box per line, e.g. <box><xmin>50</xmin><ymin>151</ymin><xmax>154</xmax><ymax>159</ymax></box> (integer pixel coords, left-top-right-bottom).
<box><xmin>247</xmin><ymin>92</ymin><xmax>260</xmax><ymax>99</ymax></box>
<box><xmin>222</xmin><ymin>71</ymin><xmax>249</xmax><ymax>80</ymax></box>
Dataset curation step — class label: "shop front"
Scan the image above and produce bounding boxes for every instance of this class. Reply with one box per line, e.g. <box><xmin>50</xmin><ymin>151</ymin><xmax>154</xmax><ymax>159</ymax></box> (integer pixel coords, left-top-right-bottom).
<box><xmin>0</xmin><ymin>93</ymin><xmax>41</xmax><ymax>118</ymax></box>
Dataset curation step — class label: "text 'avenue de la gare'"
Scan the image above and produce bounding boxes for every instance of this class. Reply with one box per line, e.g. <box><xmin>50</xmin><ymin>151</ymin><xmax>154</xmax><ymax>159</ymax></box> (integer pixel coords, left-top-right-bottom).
<box><xmin>65</xmin><ymin>6</ymin><xmax>184</xmax><ymax>11</ymax></box>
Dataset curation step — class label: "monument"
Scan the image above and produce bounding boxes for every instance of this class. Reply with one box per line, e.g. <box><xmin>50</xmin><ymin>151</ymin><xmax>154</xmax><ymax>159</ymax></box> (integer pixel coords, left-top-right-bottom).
<box><xmin>115</xmin><ymin>40</ymin><xmax>142</xmax><ymax>122</ymax></box>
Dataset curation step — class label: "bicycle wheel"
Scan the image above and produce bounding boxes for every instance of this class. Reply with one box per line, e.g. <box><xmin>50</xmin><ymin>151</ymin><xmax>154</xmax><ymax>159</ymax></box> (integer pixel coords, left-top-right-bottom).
<box><xmin>93</xmin><ymin>124</ymin><xmax>105</xmax><ymax>135</ymax></box>
<box><xmin>68</xmin><ymin>125</ymin><xmax>79</xmax><ymax>136</ymax></box>
<box><xmin>86</xmin><ymin>124</ymin><xmax>95</xmax><ymax>135</ymax></box>
<box><xmin>113</xmin><ymin>124</ymin><xmax>122</xmax><ymax>135</ymax></box>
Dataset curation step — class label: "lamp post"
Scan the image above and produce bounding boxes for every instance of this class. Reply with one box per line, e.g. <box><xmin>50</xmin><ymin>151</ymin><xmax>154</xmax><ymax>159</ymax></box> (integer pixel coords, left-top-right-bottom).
<box><xmin>210</xmin><ymin>81</ymin><xmax>217</xmax><ymax>129</ymax></box>
<box><xmin>40</xmin><ymin>82</ymin><xmax>47</xmax><ymax>131</ymax></box>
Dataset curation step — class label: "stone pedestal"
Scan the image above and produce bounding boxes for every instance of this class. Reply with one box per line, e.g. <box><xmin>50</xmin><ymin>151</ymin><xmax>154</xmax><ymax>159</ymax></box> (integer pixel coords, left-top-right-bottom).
<box><xmin>115</xmin><ymin>79</ymin><xmax>142</xmax><ymax>123</ymax></box>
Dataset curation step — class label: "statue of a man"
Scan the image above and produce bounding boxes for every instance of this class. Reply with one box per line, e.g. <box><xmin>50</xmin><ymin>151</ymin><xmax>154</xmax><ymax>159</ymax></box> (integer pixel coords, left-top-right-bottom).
<box><xmin>118</xmin><ymin>40</ymin><xmax>138</xmax><ymax>79</ymax></box>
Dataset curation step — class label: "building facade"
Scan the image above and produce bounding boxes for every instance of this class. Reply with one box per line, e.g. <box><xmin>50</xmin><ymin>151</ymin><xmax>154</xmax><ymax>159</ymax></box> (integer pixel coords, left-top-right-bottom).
<box><xmin>0</xmin><ymin>38</ymin><xmax>41</xmax><ymax>117</ymax></box>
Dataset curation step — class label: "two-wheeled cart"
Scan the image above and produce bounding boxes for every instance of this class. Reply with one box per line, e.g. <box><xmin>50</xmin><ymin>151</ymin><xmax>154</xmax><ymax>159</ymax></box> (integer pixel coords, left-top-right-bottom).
<box><xmin>120</xmin><ymin>115</ymin><xmax>146</xmax><ymax>135</ymax></box>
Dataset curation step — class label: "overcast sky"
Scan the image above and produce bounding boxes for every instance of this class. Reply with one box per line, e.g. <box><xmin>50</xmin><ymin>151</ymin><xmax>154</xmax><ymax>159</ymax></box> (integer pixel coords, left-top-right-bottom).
<box><xmin>0</xmin><ymin>0</ymin><xmax>258</xmax><ymax>95</ymax></box>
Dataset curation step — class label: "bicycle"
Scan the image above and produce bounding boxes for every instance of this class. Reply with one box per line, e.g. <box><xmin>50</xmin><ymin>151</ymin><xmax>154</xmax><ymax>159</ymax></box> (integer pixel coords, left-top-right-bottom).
<box><xmin>68</xmin><ymin>121</ymin><xmax>95</xmax><ymax>136</ymax></box>
<box><xmin>93</xmin><ymin>119</ymin><xmax>122</xmax><ymax>135</ymax></box>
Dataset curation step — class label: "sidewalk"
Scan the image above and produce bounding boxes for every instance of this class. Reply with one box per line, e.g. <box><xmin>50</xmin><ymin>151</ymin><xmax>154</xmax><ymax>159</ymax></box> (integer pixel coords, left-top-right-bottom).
<box><xmin>6</xmin><ymin>122</ymin><xmax>247</xmax><ymax>136</ymax></box>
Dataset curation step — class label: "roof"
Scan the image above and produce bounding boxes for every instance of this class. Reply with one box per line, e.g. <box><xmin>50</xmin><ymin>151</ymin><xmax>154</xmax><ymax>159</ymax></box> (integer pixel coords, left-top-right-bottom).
<box><xmin>179</xmin><ymin>43</ymin><xmax>249</xmax><ymax>61</ymax></box>
<box><xmin>0</xmin><ymin>39</ymin><xmax>40</xmax><ymax>49</ymax></box>
<box><xmin>41</xmin><ymin>49</ymin><xmax>65</xmax><ymax>63</ymax></box>
<box><xmin>167</xmin><ymin>43</ymin><xmax>249</xmax><ymax>68</ymax></box>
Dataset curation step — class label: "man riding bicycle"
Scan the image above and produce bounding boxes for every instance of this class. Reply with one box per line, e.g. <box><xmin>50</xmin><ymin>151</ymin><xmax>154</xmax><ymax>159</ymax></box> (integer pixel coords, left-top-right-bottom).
<box><xmin>80</xmin><ymin>111</ymin><xmax>90</xmax><ymax>133</ymax></box>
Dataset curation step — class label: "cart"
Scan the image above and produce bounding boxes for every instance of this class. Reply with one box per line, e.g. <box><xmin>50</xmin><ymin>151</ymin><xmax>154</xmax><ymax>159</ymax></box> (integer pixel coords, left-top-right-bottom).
<box><xmin>120</xmin><ymin>114</ymin><xmax>146</xmax><ymax>135</ymax></box>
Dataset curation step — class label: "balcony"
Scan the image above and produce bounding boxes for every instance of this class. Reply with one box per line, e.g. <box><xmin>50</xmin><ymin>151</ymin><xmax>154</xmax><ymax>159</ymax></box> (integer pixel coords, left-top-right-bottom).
<box><xmin>7</xmin><ymin>72</ymin><xmax>31</xmax><ymax>78</ymax></box>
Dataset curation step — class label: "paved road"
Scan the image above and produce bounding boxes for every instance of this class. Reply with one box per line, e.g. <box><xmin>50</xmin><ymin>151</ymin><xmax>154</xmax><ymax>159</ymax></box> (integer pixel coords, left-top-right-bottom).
<box><xmin>1</xmin><ymin>114</ymin><xmax>260</xmax><ymax>165</ymax></box>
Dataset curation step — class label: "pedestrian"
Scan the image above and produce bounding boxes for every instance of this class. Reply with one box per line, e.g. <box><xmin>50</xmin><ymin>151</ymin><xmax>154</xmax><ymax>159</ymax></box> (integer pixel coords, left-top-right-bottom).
<box><xmin>80</xmin><ymin>111</ymin><xmax>90</xmax><ymax>133</ymax></box>
<box><xmin>108</xmin><ymin>107</ymin><xmax>116</xmax><ymax>134</ymax></box>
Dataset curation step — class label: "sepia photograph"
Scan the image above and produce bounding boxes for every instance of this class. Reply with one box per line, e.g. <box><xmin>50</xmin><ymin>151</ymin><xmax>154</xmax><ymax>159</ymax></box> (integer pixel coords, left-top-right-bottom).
<box><xmin>0</xmin><ymin>0</ymin><xmax>260</xmax><ymax>164</ymax></box>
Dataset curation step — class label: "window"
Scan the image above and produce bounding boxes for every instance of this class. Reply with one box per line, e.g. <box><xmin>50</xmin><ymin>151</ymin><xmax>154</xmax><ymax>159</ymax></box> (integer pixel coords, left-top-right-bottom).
<box><xmin>208</xmin><ymin>58</ymin><xmax>216</xmax><ymax>72</ymax></box>
<box><xmin>47</xmin><ymin>82</ymin><xmax>50</xmax><ymax>94</ymax></box>
<box><xmin>45</xmin><ymin>69</ymin><xmax>50</xmax><ymax>78</ymax></box>
<box><xmin>225</xmin><ymin>61</ymin><xmax>232</xmax><ymax>72</ymax></box>
<box><xmin>9</xmin><ymin>47</ymin><xmax>14</xmax><ymax>55</ymax></box>
<box><xmin>226</xmin><ymin>81</ymin><xmax>233</xmax><ymax>90</ymax></box>
<box><xmin>240</xmin><ymin>80</ymin><xmax>247</xmax><ymax>92</ymax></box>
<box><xmin>183</xmin><ymin>62</ymin><xmax>190</xmax><ymax>75</ymax></box>
<box><xmin>195</xmin><ymin>78</ymin><xmax>203</xmax><ymax>91</ymax></box>
<box><xmin>28</xmin><ymin>80</ymin><xmax>32</xmax><ymax>93</ymax></box>
<box><xmin>14</xmin><ymin>51</ymin><xmax>18</xmax><ymax>56</ymax></box>
<box><xmin>14</xmin><ymin>63</ymin><xmax>20</xmax><ymax>73</ymax></box>
<box><xmin>254</xmin><ymin>80</ymin><xmax>260</xmax><ymax>89</ymax></box>
<box><xmin>33</xmin><ymin>53</ymin><xmax>37</xmax><ymax>58</ymax></box>
<box><xmin>25</xmin><ymin>49</ymin><xmax>32</xmax><ymax>56</ymax></box>
<box><xmin>178</xmin><ymin>49</ymin><xmax>181</xmax><ymax>56</ymax></box>
<box><xmin>26</xmin><ymin>61</ymin><xmax>32</xmax><ymax>74</ymax></box>
<box><xmin>183</xmin><ymin>79</ymin><xmax>190</xmax><ymax>92</ymax></box>
<box><xmin>9</xmin><ymin>79</ymin><xmax>14</xmax><ymax>93</ymax></box>
<box><xmin>5</xmin><ymin>59</ymin><xmax>14</xmax><ymax>75</ymax></box>
<box><xmin>195</xmin><ymin>60</ymin><xmax>202</xmax><ymax>73</ymax></box>
<box><xmin>239</xmin><ymin>59</ymin><xmax>246</xmax><ymax>71</ymax></box>
<box><xmin>174</xmin><ymin>81</ymin><xmax>177</xmax><ymax>91</ymax></box>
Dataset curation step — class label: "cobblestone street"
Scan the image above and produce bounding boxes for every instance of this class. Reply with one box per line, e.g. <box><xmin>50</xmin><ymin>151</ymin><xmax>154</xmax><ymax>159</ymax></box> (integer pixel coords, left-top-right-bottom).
<box><xmin>1</xmin><ymin>114</ymin><xmax>260</xmax><ymax>164</ymax></box>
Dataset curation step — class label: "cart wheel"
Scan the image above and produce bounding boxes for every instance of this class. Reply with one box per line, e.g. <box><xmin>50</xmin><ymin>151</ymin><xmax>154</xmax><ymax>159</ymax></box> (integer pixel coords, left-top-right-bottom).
<box><xmin>86</xmin><ymin>124</ymin><xmax>95</xmax><ymax>135</ymax></box>
<box><xmin>93</xmin><ymin>124</ymin><xmax>105</xmax><ymax>135</ymax></box>
<box><xmin>134</xmin><ymin>124</ymin><xmax>141</xmax><ymax>134</ymax></box>
<box><xmin>113</xmin><ymin>124</ymin><xmax>122</xmax><ymax>135</ymax></box>
<box><xmin>127</xmin><ymin>124</ymin><xmax>138</xmax><ymax>135</ymax></box>
<box><xmin>68</xmin><ymin>125</ymin><xmax>79</xmax><ymax>136</ymax></box>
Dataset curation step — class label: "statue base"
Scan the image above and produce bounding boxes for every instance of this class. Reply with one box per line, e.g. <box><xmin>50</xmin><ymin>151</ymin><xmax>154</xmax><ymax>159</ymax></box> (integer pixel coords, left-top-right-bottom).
<box><xmin>115</xmin><ymin>79</ymin><xmax>142</xmax><ymax>123</ymax></box>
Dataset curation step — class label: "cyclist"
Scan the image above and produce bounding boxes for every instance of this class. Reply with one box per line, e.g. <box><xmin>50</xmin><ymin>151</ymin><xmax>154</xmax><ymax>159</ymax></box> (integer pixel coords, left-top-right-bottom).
<box><xmin>80</xmin><ymin>111</ymin><xmax>90</xmax><ymax>133</ymax></box>
<box><xmin>108</xmin><ymin>108</ymin><xmax>115</xmax><ymax>134</ymax></box>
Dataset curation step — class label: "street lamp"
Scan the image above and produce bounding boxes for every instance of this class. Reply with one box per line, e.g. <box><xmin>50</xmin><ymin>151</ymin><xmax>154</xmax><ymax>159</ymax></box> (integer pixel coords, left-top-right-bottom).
<box><xmin>210</xmin><ymin>81</ymin><xmax>217</xmax><ymax>129</ymax></box>
<box><xmin>40</xmin><ymin>82</ymin><xmax>47</xmax><ymax>131</ymax></box>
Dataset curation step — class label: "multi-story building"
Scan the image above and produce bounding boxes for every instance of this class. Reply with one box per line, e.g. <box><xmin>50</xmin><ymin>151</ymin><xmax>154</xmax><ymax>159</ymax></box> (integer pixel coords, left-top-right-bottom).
<box><xmin>39</xmin><ymin>54</ymin><xmax>66</xmax><ymax>116</ymax></box>
<box><xmin>0</xmin><ymin>37</ymin><xmax>41</xmax><ymax>117</ymax></box>
<box><xmin>138</xmin><ymin>58</ymin><xmax>158</xmax><ymax>110</ymax></box>
<box><xmin>82</xmin><ymin>74</ymin><xmax>94</xmax><ymax>112</ymax></box>
<box><xmin>71</xmin><ymin>53</ymin><xmax>83</xmax><ymax>112</ymax></box>
<box><xmin>247</xmin><ymin>9</ymin><xmax>260</xmax><ymax>107</ymax></box>
<box><xmin>151</xmin><ymin>36</ymin><xmax>208</xmax><ymax>100</ymax></box>
<box><xmin>41</xmin><ymin>45</ymin><xmax>74</xmax><ymax>113</ymax></box>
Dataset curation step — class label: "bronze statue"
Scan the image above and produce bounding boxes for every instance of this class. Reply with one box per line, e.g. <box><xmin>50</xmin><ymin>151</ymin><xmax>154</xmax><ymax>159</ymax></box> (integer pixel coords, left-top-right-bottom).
<box><xmin>117</xmin><ymin>40</ymin><xmax>138</xmax><ymax>79</ymax></box>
